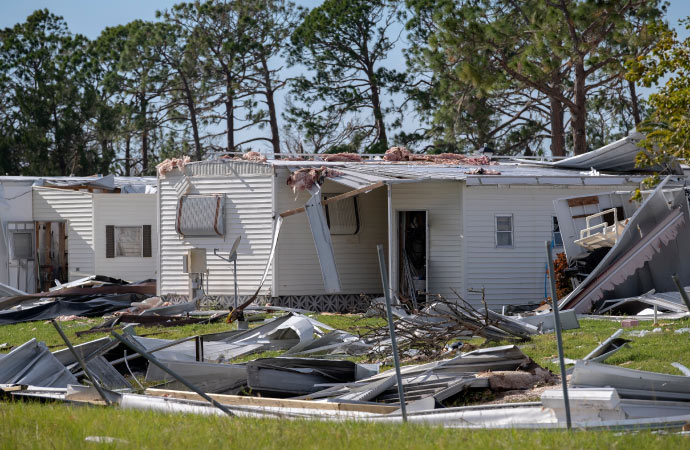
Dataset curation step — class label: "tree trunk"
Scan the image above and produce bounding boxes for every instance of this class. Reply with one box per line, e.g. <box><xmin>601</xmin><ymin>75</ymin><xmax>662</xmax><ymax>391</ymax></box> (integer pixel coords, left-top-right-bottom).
<box><xmin>140</xmin><ymin>95</ymin><xmax>148</xmax><ymax>174</ymax></box>
<box><xmin>260</xmin><ymin>55</ymin><xmax>280</xmax><ymax>154</ymax></box>
<box><xmin>549</xmin><ymin>96</ymin><xmax>566</xmax><ymax>157</ymax></box>
<box><xmin>125</xmin><ymin>134</ymin><xmax>131</xmax><ymax>176</ymax></box>
<box><xmin>181</xmin><ymin>76</ymin><xmax>202</xmax><ymax>160</ymax></box>
<box><xmin>628</xmin><ymin>80</ymin><xmax>641</xmax><ymax>126</ymax></box>
<box><xmin>366</xmin><ymin>67</ymin><xmax>387</xmax><ymax>148</ymax></box>
<box><xmin>571</xmin><ymin>63</ymin><xmax>588</xmax><ymax>155</ymax></box>
<box><xmin>225</xmin><ymin>71</ymin><xmax>235</xmax><ymax>152</ymax></box>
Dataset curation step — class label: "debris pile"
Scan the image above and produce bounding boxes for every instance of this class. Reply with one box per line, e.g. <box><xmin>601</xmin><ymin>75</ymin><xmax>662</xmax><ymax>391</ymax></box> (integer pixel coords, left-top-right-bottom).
<box><xmin>383</xmin><ymin>146</ymin><xmax>497</xmax><ymax>165</ymax></box>
<box><xmin>0</xmin><ymin>276</ymin><xmax>156</xmax><ymax>326</ymax></box>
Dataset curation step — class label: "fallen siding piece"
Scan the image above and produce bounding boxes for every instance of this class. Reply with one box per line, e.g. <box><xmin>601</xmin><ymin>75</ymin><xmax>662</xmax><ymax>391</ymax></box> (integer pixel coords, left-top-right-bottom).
<box><xmin>145</xmin><ymin>388</ymin><xmax>397</xmax><ymax>414</ymax></box>
<box><xmin>0</xmin><ymin>339</ymin><xmax>77</xmax><ymax>387</ymax></box>
<box><xmin>516</xmin><ymin>310</ymin><xmax>580</xmax><ymax>332</ymax></box>
<box><xmin>246</xmin><ymin>357</ymin><xmax>368</xmax><ymax>396</ymax></box>
<box><xmin>304</xmin><ymin>185</ymin><xmax>342</xmax><ymax>293</ymax></box>
<box><xmin>85</xmin><ymin>356</ymin><xmax>132</xmax><ymax>391</ymax></box>
<box><xmin>145</xmin><ymin>360</ymin><xmax>247</xmax><ymax>394</ymax></box>
<box><xmin>594</xmin><ymin>290</ymin><xmax>690</xmax><ymax>315</ymax></box>
<box><xmin>582</xmin><ymin>329</ymin><xmax>630</xmax><ymax>363</ymax></box>
<box><xmin>570</xmin><ymin>360</ymin><xmax>690</xmax><ymax>401</ymax></box>
<box><xmin>284</xmin><ymin>330</ymin><xmax>371</xmax><ymax>356</ymax></box>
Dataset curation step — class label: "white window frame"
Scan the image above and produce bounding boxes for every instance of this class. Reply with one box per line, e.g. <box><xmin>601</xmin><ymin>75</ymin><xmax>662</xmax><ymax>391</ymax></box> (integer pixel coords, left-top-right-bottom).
<box><xmin>114</xmin><ymin>226</ymin><xmax>143</xmax><ymax>258</ymax></box>
<box><xmin>495</xmin><ymin>214</ymin><xmax>514</xmax><ymax>248</ymax></box>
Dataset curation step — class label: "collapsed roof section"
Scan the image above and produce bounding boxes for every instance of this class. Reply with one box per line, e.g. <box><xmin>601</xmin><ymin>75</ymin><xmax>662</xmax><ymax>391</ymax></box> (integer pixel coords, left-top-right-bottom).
<box><xmin>559</xmin><ymin>177</ymin><xmax>690</xmax><ymax>313</ymax></box>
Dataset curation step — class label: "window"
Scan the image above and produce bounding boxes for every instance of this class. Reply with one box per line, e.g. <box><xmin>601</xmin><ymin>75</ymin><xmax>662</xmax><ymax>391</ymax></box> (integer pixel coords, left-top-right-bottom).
<box><xmin>552</xmin><ymin>217</ymin><xmax>563</xmax><ymax>247</ymax></box>
<box><xmin>10</xmin><ymin>232</ymin><xmax>33</xmax><ymax>259</ymax></box>
<box><xmin>495</xmin><ymin>214</ymin><xmax>513</xmax><ymax>248</ymax></box>
<box><xmin>176</xmin><ymin>194</ymin><xmax>225</xmax><ymax>237</ymax></box>
<box><xmin>324</xmin><ymin>196</ymin><xmax>360</xmax><ymax>235</ymax></box>
<box><xmin>106</xmin><ymin>225</ymin><xmax>152</xmax><ymax>258</ymax></box>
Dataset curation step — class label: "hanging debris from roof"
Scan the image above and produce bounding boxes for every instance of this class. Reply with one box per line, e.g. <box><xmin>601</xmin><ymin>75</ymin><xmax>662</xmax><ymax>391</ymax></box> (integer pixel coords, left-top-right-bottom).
<box><xmin>286</xmin><ymin>166</ymin><xmax>344</xmax><ymax>194</ymax></box>
<box><xmin>156</xmin><ymin>156</ymin><xmax>191</xmax><ymax>177</ymax></box>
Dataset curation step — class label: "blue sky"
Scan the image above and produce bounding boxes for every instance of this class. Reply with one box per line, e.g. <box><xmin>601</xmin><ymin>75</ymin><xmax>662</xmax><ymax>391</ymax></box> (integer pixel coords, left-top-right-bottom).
<box><xmin>1</xmin><ymin>1</ymin><xmax>687</xmax><ymax>39</ymax></box>
<box><xmin>1</xmin><ymin>1</ymin><xmax>688</xmax><ymax>153</ymax></box>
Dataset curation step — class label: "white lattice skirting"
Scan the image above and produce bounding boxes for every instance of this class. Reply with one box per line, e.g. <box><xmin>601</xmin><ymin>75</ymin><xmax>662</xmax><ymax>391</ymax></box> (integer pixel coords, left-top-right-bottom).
<box><xmin>162</xmin><ymin>293</ymin><xmax>379</xmax><ymax>313</ymax></box>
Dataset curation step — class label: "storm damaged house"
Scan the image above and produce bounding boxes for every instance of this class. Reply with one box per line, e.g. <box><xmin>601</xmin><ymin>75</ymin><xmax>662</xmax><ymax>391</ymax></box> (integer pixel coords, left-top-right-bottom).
<box><xmin>0</xmin><ymin>175</ymin><xmax>157</xmax><ymax>293</ymax></box>
<box><xmin>156</xmin><ymin>132</ymin><xmax>675</xmax><ymax>312</ymax></box>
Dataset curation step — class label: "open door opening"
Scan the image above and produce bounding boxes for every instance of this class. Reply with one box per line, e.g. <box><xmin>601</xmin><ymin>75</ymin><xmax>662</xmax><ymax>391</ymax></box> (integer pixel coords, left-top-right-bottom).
<box><xmin>35</xmin><ymin>221</ymin><xmax>68</xmax><ymax>292</ymax></box>
<box><xmin>398</xmin><ymin>210</ymin><xmax>428</xmax><ymax>308</ymax></box>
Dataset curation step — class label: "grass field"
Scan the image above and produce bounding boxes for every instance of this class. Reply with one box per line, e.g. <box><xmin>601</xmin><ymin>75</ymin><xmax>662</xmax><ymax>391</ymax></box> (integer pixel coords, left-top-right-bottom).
<box><xmin>1</xmin><ymin>401</ymin><xmax>689</xmax><ymax>449</ymax></box>
<box><xmin>1</xmin><ymin>314</ymin><xmax>689</xmax><ymax>447</ymax></box>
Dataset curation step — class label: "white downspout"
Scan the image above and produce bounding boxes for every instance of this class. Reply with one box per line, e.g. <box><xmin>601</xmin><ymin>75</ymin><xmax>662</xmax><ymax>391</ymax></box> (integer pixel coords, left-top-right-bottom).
<box><xmin>387</xmin><ymin>182</ymin><xmax>396</xmax><ymax>304</ymax></box>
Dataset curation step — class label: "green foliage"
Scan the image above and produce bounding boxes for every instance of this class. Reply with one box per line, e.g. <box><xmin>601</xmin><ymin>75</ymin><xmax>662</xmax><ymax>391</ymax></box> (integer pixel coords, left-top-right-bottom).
<box><xmin>286</xmin><ymin>0</ymin><xmax>405</xmax><ymax>153</ymax></box>
<box><xmin>627</xmin><ymin>18</ymin><xmax>690</xmax><ymax>186</ymax></box>
<box><xmin>405</xmin><ymin>0</ymin><xmax>667</xmax><ymax>156</ymax></box>
<box><xmin>0</xmin><ymin>10</ymin><xmax>111</xmax><ymax>175</ymax></box>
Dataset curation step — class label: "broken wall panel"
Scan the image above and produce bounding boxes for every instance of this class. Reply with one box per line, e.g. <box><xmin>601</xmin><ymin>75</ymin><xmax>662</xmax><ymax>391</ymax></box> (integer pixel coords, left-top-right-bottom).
<box><xmin>304</xmin><ymin>186</ymin><xmax>341</xmax><ymax>293</ymax></box>
<box><xmin>561</xmin><ymin>179</ymin><xmax>690</xmax><ymax>313</ymax></box>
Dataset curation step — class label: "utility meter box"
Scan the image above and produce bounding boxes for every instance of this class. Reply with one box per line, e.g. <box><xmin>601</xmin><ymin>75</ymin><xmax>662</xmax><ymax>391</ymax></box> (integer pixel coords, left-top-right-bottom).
<box><xmin>185</xmin><ymin>248</ymin><xmax>207</xmax><ymax>274</ymax></box>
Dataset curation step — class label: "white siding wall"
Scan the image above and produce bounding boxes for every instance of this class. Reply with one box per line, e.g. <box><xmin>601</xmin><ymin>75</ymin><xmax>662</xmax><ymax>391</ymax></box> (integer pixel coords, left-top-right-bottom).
<box><xmin>158</xmin><ymin>168</ymin><xmax>274</xmax><ymax>296</ymax></box>
<box><xmin>93</xmin><ymin>194</ymin><xmax>158</xmax><ymax>282</ymax></box>
<box><xmin>32</xmin><ymin>187</ymin><xmax>94</xmax><ymax>280</ymax></box>
<box><xmin>274</xmin><ymin>169</ymin><xmax>388</xmax><ymax>296</ymax></box>
<box><xmin>462</xmin><ymin>185</ymin><xmax>630</xmax><ymax>308</ymax></box>
<box><xmin>391</xmin><ymin>181</ymin><xmax>463</xmax><ymax>300</ymax></box>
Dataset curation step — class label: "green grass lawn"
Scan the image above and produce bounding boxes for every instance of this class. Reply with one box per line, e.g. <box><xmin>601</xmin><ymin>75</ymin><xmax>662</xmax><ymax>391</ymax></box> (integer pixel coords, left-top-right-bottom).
<box><xmin>1</xmin><ymin>401</ymin><xmax>688</xmax><ymax>450</ymax></box>
<box><xmin>1</xmin><ymin>313</ymin><xmax>690</xmax><ymax>447</ymax></box>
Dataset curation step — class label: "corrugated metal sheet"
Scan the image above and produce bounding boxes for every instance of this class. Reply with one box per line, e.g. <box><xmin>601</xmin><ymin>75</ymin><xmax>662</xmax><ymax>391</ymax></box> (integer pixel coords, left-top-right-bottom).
<box><xmin>158</xmin><ymin>172</ymin><xmax>274</xmax><ymax>296</ymax></box>
<box><xmin>93</xmin><ymin>194</ymin><xmax>158</xmax><ymax>282</ymax></box>
<box><xmin>551</xmin><ymin>131</ymin><xmax>651</xmax><ymax>171</ymax></box>
<box><xmin>184</xmin><ymin>160</ymin><xmax>273</xmax><ymax>177</ymax></box>
<box><xmin>338</xmin><ymin>163</ymin><xmax>648</xmax><ymax>186</ymax></box>
<box><xmin>32</xmin><ymin>187</ymin><xmax>94</xmax><ymax>280</ymax></box>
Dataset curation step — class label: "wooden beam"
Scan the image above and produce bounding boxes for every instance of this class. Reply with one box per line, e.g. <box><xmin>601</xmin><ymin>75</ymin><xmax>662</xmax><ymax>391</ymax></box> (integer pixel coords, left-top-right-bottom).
<box><xmin>279</xmin><ymin>181</ymin><xmax>385</xmax><ymax>218</ymax></box>
<box><xmin>145</xmin><ymin>388</ymin><xmax>397</xmax><ymax>414</ymax></box>
<box><xmin>567</xmin><ymin>196</ymin><xmax>599</xmax><ymax>207</ymax></box>
<box><xmin>58</xmin><ymin>222</ymin><xmax>66</xmax><ymax>282</ymax></box>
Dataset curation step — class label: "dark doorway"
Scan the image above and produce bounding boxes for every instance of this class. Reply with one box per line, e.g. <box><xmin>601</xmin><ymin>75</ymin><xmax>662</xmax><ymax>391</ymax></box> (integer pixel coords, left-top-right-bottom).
<box><xmin>35</xmin><ymin>221</ymin><xmax>68</xmax><ymax>292</ymax></box>
<box><xmin>398</xmin><ymin>210</ymin><xmax>427</xmax><ymax>308</ymax></box>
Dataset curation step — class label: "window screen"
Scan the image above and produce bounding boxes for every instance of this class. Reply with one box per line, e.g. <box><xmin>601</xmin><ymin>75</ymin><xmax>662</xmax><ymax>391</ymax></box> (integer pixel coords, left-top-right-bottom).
<box><xmin>495</xmin><ymin>215</ymin><xmax>513</xmax><ymax>247</ymax></box>
<box><xmin>11</xmin><ymin>232</ymin><xmax>33</xmax><ymax>259</ymax></box>
<box><xmin>176</xmin><ymin>195</ymin><xmax>225</xmax><ymax>237</ymax></box>
<box><xmin>324</xmin><ymin>197</ymin><xmax>359</xmax><ymax>235</ymax></box>
<box><xmin>115</xmin><ymin>227</ymin><xmax>142</xmax><ymax>257</ymax></box>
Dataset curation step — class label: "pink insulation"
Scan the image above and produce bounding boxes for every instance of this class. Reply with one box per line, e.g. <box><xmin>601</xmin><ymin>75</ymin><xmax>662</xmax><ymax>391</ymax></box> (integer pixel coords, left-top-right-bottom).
<box><xmin>286</xmin><ymin>166</ymin><xmax>344</xmax><ymax>194</ymax></box>
<box><xmin>156</xmin><ymin>156</ymin><xmax>191</xmax><ymax>177</ymax></box>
